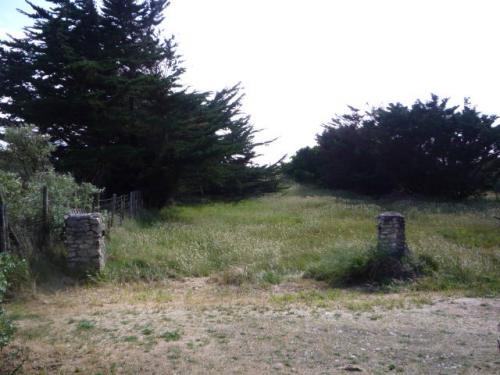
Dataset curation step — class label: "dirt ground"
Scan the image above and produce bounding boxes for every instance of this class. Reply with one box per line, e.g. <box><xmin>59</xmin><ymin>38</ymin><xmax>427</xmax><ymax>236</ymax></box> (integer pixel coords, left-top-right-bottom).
<box><xmin>2</xmin><ymin>278</ymin><xmax>499</xmax><ymax>374</ymax></box>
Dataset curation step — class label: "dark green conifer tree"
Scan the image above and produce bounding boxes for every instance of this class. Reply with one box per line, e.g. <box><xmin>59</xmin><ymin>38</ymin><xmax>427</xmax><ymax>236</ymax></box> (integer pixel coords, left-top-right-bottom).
<box><xmin>0</xmin><ymin>0</ymin><xmax>280</xmax><ymax>205</ymax></box>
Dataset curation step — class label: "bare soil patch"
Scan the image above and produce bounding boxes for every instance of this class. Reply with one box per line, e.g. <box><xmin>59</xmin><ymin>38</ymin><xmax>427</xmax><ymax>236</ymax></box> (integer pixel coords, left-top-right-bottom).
<box><xmin>2</xmin><ymin>279</ymin><xmax>499</xmax><ymax>374</ymax></box>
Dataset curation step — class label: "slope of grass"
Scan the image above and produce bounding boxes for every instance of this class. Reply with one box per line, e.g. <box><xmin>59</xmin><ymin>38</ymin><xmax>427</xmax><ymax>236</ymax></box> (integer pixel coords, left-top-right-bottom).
<box><xmin>101</xmin><ymin>185</ymin><xmax>500</xmax><ymax>295</ymax></box>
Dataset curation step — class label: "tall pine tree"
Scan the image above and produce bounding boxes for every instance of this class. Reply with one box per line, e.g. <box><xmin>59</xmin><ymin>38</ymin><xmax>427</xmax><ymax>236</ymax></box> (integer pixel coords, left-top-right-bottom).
<box><xmin>0</xmin><ymin>0</ymin><xmax>279</xmax><ymax>205</ymax></box>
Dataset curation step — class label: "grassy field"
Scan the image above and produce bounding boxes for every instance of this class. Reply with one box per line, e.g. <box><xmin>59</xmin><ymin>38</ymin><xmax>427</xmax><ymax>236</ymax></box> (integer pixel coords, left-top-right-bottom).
<box><xmin>3</xmin><ymin>185</ymin><xmax>500</xmax><ymax>374</ymax></box>
<box><xmin>103</xmin><ymin>185</ymin><xmax>500</xmax><ymax>295</ymax></box>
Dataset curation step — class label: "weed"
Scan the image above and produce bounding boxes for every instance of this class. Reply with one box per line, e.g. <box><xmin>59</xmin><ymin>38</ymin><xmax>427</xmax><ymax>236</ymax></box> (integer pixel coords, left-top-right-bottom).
<box><xmin>166</xmin><ymin>346</ymin><xmax>182</xmax><ymax>360</ymax></box>
<box><xmin>261</xmin><ymin>271</ymin><xmax>282</xmax><ymax>285</ymax></box>
<box><xmin>76</xmin><ymin>320</ymin><xmax>95</xmax><ymax>331</ymax></box>
<box><xmin>160</xmin><ymin>329</ymin><xmax>182</xmax><ymax>342</ymax></box>
<box><xmin>18</xmin><ymin>323</ymin><xmax>52</xmax><ymax>340</ymax></box>
<box><xmin>216</xmin><ymin>266</ymin><xmax>254</xmax><ymax>286</ymax></box>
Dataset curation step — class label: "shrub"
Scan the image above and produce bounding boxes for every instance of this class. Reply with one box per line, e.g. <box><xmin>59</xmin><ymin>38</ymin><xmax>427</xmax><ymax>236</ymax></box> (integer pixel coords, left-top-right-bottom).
<box><xmin>260</xmin><ymin>270</ymin><xmax>282</xmax><ymax>285</ymax></box>
<box><xmin>214</xmin><ymin>266</ymin><xmax>254</xmax><ymax>286</ymax></box>
<box><xmin>305</xmin><ymin>246</ymin><xmax>422</xmax><ymax>286</ymax></box>
<box><xmin>0</xmin><ymin>253</ymin><xmax>28</xmax><ymax>350</ymax></box>
<box><xmin>0</xmin><ymin>126</ymin><xmax>100</xmax><ymax>257</ymax></box>
<box><xmin>283</xmin><ymin>147</ymin><xmax>323</xmax><ymax>184</ymax></box>
<box><xmin>0</xmin><ymin>254</ymin><xmax>29</xmax><ymax>297</ymax></box>
<box><xmin>287</xmin><ymin>96</ymin><xmax>500</xmax><ymax>199</ymax></box>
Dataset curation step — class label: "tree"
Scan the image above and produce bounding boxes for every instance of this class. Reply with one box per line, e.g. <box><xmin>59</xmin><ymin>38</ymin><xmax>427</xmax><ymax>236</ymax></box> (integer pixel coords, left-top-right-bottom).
<box><xmin>283</xmin><ymin>146</ymin><xmax>323</xmax><ymax>185</ymax></box>
<box><xmin>286</xmin><ymin>96</ymin><xmax>500</xmax><ymax>199</ymax></box>
<box><xmin>0</xmin><ymin>126</ymin><xmax>54</xmax><ymax>185</ymax></box>
<box><xmin>0</xmin><ymin>0</ymin><xmax>279</xmax><ymax>206</ymax></box>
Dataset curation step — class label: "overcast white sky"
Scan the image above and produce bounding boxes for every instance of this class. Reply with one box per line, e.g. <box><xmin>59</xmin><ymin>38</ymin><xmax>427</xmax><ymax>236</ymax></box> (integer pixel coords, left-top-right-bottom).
<box><xmin>1</xmin><ymin>0</ymin><xmax>499</xmax><ymax>163</ymax></box>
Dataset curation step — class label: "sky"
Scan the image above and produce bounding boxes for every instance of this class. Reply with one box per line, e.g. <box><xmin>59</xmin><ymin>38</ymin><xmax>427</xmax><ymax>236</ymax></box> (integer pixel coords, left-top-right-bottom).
<box><xmin>1</xmin><ymin>0</ymin><xmax>499</xmax><ymax>164</ymax></box>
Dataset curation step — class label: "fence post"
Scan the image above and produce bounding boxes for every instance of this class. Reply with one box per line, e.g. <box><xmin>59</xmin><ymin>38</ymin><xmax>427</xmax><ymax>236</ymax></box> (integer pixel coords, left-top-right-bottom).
<box><xmin>129</xmin><ymin>191</ymin><xmax>134</xmax><ymax>217</ymax></box>
<box><xmin>134</xmin><ymin>191</ymin><xmax>138</xmax><ymax>216</ymax></box>
<box><xmin>120</xmin><ymin>195</ymin><xmax>125</xmax><ymax>225</ymax></box>
<box><xmin>92</xmin><ymin>192</ymin><xmax>101</xmax><ymax>212</ymax></box>
<box><xmin>110</xmin><ymin>193</ymin><xmax>117</xmax><ymax>227</ymax></box>
<box><xmin>0</xmin><ymin>193</ymin><xmax>8</xmax><ymax>253</ymax></box>
<box><xmin>41</xmin><ymin>186</ymin><xmax>50</xmax><ymax>249</ymax></box>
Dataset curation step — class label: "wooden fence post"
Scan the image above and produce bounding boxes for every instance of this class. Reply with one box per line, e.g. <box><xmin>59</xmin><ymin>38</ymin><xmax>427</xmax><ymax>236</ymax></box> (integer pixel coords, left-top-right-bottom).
<box><xmin>134</xmin><ymin>191</ymin><xmax>137</xmax><ymax>217</ymax></box>
<box><xmin>129</xmin><ymin>191</ymin><xmax>134</xmax><ymax>217</ymax></box>
<box><xmin>120</xmin><ymin>195</ymin><xmax>125</xmax><ymax>225</ymax></box>
<box><xmin>92</xmin><ymin>192</ymin><xmax>101</xmax><ymax>212</ymax></box>
<box><xmin>0</xmin><ymin>193</ymin><xmax>8</xmax><ymax>253</ymax></box>
<box><xmin>110</xmin><ymin>193</ymin><xmax>117</xmax><ymax>227</ymax></box>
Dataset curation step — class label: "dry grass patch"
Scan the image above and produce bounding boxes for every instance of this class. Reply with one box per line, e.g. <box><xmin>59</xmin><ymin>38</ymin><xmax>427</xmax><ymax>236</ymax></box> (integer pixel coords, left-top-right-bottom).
<box><xmin>2</xmin><ymin>279</ymin><xmax>499</xmax><ymax>374</ymax></box>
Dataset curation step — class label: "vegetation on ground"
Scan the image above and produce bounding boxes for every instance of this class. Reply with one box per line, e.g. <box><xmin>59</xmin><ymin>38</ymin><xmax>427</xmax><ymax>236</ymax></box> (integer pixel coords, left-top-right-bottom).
<box><xmin>0</xmin><ymin>253</ymin><xmax>28</xmax><ymax>350</ymax></box>
<box><xmin>0</xmin><ymin>126</ymin><xmax>99</xmax><ymax>258</ymax></box>
<box><xmin>102</xmin><ymin>185</ymin><xmax>500</xmax><ymax>296</ymax></box>
<box><xmin>0</xmin><ymin>126</ymin><xmax>96</xmax><ymax>350</ymax></box>
<box><xmin>2</xmin><ymin>278</ymin><xmax>498</xmax><ymax>374</ymax></box>
<box><xmin>0</xmin><ymin>1</ymin><xmax>497</xmax><ymax>372</ymax></box>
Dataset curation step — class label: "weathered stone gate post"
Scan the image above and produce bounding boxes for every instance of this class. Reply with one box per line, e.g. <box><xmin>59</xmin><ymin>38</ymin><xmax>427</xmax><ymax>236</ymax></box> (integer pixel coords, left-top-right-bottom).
<box><xmin>64</xmin><ymin>213</ymin><xmax>106</xmax><ymax>273</ymax></box>
<box><xmin>377</xmin><ymin>212</ymin><xmax>407</xmax><ymax>258</ymax></box>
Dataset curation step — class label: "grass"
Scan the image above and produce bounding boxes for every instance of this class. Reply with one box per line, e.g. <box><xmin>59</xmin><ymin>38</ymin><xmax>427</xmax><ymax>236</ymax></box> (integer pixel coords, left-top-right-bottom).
<box><xmin>101</xmin><ymin>185</ymin><xmax>500</xmax><ymax>295</ymax></box>
<box><xmin>269</xmin><ymin>289</ymin><xmax>434</xmax><ymax>310</ymax></box>
<box><xmin>160</xmin><ymin>329</ymin><xmax>182</xmax><ymax>342</ymax></box>
<box><xmin>76</xmin><ymin>319</ymin><xmax>95</xmax><ymax>331</ymax></box>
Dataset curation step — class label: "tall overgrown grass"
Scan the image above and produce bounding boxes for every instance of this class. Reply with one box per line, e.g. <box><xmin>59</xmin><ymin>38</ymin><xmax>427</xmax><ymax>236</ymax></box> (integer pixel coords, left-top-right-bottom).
<box><xmin>101</xmin><ymin>185</ymin><xmax>500</xmax><ymax>295</ymax></box>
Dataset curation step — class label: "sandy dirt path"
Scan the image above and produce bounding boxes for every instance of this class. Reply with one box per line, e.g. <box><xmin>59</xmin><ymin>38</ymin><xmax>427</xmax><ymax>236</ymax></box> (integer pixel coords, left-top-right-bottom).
<box><xmin>2</xmin><ymin>279</ymin><xmax>499</xmax><ymax>374</ymax></box>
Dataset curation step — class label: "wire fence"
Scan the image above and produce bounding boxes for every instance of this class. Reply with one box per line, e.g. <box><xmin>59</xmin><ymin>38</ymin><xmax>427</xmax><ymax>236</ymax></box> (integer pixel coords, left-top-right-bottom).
<box><xmin>91</xmin><ymin>191</ymin><xmax>143</xmax><ymax>228</ymax></box>
<box><xmin>0</xmin><ymin>188</ymin><xmax>143</xmax><ymax>254</ymax></box>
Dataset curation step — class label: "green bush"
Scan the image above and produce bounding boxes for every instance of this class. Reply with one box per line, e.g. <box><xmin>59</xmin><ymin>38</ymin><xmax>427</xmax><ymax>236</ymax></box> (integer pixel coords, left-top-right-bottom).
<box><xmin>304</xmin><ymin>246</ymin><xmax>372</xmax><ymax>285</ymax></box>
<box><xmin>0</xmin><ymin>170</ymin><xmax>98</xmax><ymax>227</ymax></box>
<box><xmin>0</xmin><ymin>253</ymin><xmax>28</xmax><ymax>350</ymax></box>
<box><xmin>0</xmin><ymin>126</ymin><xmax>100</xmax><ymax>257</ymax></box>
<box><xmin>0</xmin><ymin>253</ymin><xmax>29</xmax><ymax>297</ymax></box>
<box><xmin>305</xmin><ymin>246</ymin><xmax>422</xmax><ymax>286</ymax></box>
<box><xmin>0</xmin><ymin>312</ymin><xmax>15</xmax><ymax>350</ymax></box>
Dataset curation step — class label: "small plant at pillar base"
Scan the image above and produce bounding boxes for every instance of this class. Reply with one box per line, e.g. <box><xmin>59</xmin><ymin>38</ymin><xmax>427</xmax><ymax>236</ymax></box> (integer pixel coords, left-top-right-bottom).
<box><xmin>305</xmin><ymin>212</ymin><xmax>429</xmax><ymax>286</ymax></box>
<box><xmin>304</xmin><ymin>245</ymin><xmax>430</xmax><ymax>286</ymax></box>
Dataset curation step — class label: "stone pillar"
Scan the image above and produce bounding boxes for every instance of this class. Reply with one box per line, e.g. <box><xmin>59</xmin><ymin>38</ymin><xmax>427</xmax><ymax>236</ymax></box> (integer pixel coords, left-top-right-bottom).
<box><xmin>64</xmin><ymin>213</ymin><xmax>106</xmax><ymax>273</ymax></box>
<box><xmin>377</xmin><ymin>212</ymin><xmax>407</xmax><ymax>258</ymax></box>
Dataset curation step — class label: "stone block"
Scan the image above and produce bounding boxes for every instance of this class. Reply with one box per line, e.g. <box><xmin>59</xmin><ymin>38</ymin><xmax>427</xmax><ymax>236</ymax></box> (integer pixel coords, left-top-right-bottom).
<box><xmin>64</xmin><ymin>213</ymin><xmax>106</xmax><ymax>274</ymax></box>
<box><xmin>377</xmin><ymin>212</ymin><xmax>407</xmax><ymax>258</ymax></box>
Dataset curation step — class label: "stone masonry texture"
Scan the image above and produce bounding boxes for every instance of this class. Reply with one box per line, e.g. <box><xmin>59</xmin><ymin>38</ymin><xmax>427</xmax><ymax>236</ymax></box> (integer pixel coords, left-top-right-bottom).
<box><xmin>377</xmin><ymin>212</ymin><xmax>407</xmax><ymax>258</ymax></box>
<box><xmin>64</xmin><ymin>213</ymin><xmax>106</xmax><ymax>273</ymax></box>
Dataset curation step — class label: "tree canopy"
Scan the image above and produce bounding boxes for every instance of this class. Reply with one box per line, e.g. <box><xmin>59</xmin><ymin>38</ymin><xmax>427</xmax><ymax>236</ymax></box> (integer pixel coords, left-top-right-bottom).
<box><xmin>0</xmin><ymin>0</ymin><xmax>279</xmax><ymax>205</ymax></box>
<box><xmin>286</xmin><ymin>96</ymin><xmax>500</xmax><ymax>199</ymax></box>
